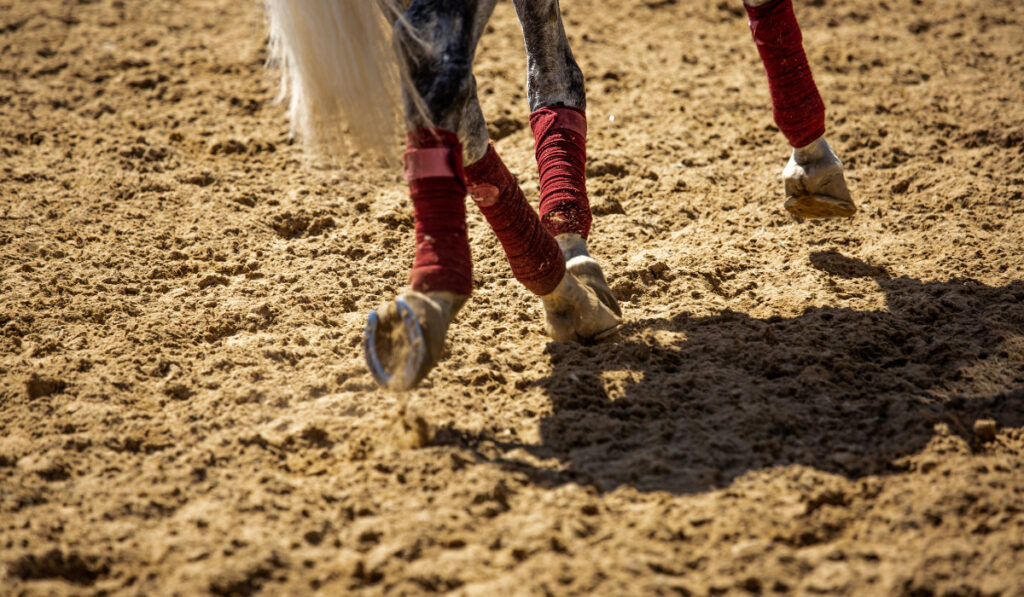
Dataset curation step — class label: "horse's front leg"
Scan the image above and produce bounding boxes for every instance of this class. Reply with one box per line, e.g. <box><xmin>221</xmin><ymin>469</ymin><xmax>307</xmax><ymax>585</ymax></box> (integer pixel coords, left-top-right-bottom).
<box><xmin>744</xmin><ymin>0</ymin><xmax>855</xmax><ymax>218</ymax></box>
<box><xmin>511</xmin><ymin>0</ymin><xmax>623</xmax><ymax>338</ymax></box>
<box><xmin>364</xmin><ymin>0</ymin><xmax>494</xmax><ymax>390</ymax></box>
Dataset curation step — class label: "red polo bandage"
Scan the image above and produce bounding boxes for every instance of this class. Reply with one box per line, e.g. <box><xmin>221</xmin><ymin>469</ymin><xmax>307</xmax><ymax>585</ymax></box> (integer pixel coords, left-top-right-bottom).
<box><xmin>530</xmin><ymin>105</ymin><xmax>592</xmax><ymax>239</ymax></box>
<box><xmin>746</xmin><ymin>0</ymin><xmax>826</xmax><ymax>148</ymax></box>
<box><xmin>465</xmin><ymin>143</ymin><xmax>566</xmax><ymax>296</ymax></box>
<box><xmin>405</xmin><ymin>128</ymin><xmax>472</xmax><ymax>297</ymax></box>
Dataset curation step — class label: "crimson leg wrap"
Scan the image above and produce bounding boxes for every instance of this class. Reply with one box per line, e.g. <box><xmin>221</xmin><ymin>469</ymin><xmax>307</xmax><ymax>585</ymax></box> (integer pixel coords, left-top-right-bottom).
<box><xmin>529</xmin><ymin>105</ymin><xmax>592</xmax><ymax>239</ymax></box>
<box><xmin>465</xmin><ymin>143</ymin><xmax>566</xmax><ymax>296</ymax></box>
<box><xmin>746</xmin><ymin>0</ymin><xmax>826</xmax><ymax>148</ymax></box>
<box><xmin>405</xmin><ymin>128</ymin><xmax>472</xmax><ymax>297</ymax></box>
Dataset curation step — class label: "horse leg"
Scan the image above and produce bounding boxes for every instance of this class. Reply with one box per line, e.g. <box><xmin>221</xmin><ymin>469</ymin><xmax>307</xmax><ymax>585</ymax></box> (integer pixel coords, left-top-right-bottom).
<box><xmin>364</xmin><ymin>0</ymin><xmax>495</xmax><ymax>390</ymax></box>
<box><xmin>451</xmin><ymin>5</ymin><xmax>618</xmax><ymax>341</ymax></box>
<box><xmin>508</xmin><ymin>0</ymin><xmax>622</xmax><ymax>336</ymax></box>
<box><xmin>464</xmin><ymin>132</ymin><xmax>620</xmax><ymax>341</ymax></box>
<box><xmin>744</xmin><ymin>0</ymin><xmax>855</xmax><ymax>219</ymax></box>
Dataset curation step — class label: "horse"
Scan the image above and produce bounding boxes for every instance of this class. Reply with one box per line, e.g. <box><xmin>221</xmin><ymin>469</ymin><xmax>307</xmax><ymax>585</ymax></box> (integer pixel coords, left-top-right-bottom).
<box><xmin>263</xmin><ymin>0</ymin><xmax>855</xmax><ymax>391</ymax></box>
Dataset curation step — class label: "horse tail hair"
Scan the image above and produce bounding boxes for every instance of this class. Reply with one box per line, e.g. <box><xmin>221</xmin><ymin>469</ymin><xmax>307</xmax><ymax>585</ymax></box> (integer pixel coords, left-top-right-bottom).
<box><xmin>265</xmin><ymin>0</ymin><xmax>413</xmax><ymax>162</ymax></box>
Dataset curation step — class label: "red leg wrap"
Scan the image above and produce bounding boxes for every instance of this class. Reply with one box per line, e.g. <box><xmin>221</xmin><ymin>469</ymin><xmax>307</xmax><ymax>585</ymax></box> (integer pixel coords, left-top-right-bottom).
<box><xmin>405</xmin><ymin>128</ymin><xmax>472</xmax><ymax>297</ymax></box>
<box><xmin>746</xmin><ymin>0</ymin><xmax>826</xmax><ymax>148</ymax></box>
<box><xmin>465</xmin><ymin>143</ymin><xmax>566</xmax><ymax>296</ymax></box>
<box><xmin>530</xmin><ymin>106</ymin><xmax>592</xmax><ymax>239</ymax></box>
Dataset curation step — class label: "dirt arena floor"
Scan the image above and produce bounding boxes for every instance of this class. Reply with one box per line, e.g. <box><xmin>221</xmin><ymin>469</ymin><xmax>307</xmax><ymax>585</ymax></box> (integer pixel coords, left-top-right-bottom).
<box><xmin>2</xmin><ymin>0</ymin><xmax>1023</xmax><ymax>594</ymax></box>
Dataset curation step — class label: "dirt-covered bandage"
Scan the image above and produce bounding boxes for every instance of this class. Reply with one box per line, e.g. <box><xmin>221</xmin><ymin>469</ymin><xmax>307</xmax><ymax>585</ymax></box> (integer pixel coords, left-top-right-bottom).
<box><xmin>746</xmin><ymin>0</ymin><xmax>826</xmax><ymax>149</ymax></box>
<box><xmin>465</xmin><ymin>143</ymin><xmax>566</xmax><ymax>296</ymax></box>
<box><xmin>405</xmin><ymin>128</ymin><xmax>473</xmax><ymax>297</ymax></box>
<box><xmin>530</xmin><ymin>105</ymin><xmax>592</xmax><ymax>239</ymax></box>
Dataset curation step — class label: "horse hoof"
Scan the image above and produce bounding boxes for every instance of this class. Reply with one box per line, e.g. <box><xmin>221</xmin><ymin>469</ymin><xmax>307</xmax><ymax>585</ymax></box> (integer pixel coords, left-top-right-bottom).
<box><xmin>542</xmin><ymin>270</ymin><xmax>622</xmax><ymax>343</ymax></box>
<box><xmin>567</xmin><ymin>255</ymin><xmax>622</xmax><ymax>317</ymax></box>
<box><xmin>362</xmin><ymin>291</ymin><xmax>464</xmax><ymax>391</ymax></box>
<box><xmin>363</xmin><ymin>297</ymin><xmax>426</xmax><ymax>391</ymax></box>
<box><xmin>784</xmin><ymin>194</ymin><xmax>857</xmax><ymax>219</ymax></box>
<box><xmin>782</xmin><ymin>137</ymin><xmax>856</xmax><ymax>220</ymax></box>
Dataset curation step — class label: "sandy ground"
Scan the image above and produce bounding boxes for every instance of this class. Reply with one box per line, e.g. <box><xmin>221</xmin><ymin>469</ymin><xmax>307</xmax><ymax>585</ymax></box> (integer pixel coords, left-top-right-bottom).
<box><xmin>2</xmin><ymin>0</ymin><xmax>1024</xmax><ymax>595</ymax></box>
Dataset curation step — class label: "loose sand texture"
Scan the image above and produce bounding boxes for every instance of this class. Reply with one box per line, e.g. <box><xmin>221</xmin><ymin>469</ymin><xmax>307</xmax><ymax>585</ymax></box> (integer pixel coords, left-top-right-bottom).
<box><xmin>2</xmin><ymin>0</ymin><xmax>1023</xmax><ymax>595</ymax></box>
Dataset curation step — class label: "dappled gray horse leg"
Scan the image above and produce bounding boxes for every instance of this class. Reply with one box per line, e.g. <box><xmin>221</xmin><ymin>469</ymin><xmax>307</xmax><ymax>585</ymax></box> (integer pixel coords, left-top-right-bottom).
<box><xmin>510</xmin><ymin>0</ymin><xmax>585</xmax><ymax>111</ymax></box>
<box><xmin>363</xmin><ymin>0</ymin><xmax>498</xmax><ymax>391</ymax></box>
<box><xmin>393</xmin><ymin>0</ymin><xmax>497</xmax><ymax>164</ymax></box>
<box><xmin>512</xmin><ymin>0</ymin><xmax>620</xmax><ymax>318</ymax></box>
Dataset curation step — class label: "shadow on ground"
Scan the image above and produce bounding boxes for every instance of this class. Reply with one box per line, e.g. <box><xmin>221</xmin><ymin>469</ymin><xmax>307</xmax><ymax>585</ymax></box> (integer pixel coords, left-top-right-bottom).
<box><xmin>435</xmin><ymin>251</ymin><xmax>1024</xmax><ymax>494</ymax></box>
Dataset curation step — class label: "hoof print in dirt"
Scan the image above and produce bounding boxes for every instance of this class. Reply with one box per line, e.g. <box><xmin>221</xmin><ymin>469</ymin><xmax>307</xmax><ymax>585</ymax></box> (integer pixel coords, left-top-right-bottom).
<box><xmin>209</xmin><ymin>137</ymin><xmax>276</xmax><ymax>156</ymax></box>
<box><xmin>591</xmin><ymin>195</ymin><xmax>626</xmax><ymax>216</ymax></box>
<box><xmin>8</xmin><ymin>550</ymin><xmax>110</xmax><ymax>585</ymax></box>
<box><xmin>25</xmin><ymin>373</ymin><xmax>66</xmax><ymax>399</ymax></box>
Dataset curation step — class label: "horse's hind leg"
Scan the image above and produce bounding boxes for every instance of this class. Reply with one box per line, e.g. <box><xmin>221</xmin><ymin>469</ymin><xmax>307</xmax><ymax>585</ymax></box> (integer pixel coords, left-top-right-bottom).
<box><xmin>510</xmin><ymin>0</ymin><xmax>622</xmax><ymax>330</ymax></box>
<box><xmin>364</xmin><ymin>0</ymin><xmax>495</xmax><ymax>390</ymax></box>
<box><xmin>385</xmin><ymin>0</ymin><xmax>614</xmax><ymax>343</ymax></box>
<box><xmin>744</xmin><ymin>0</ymin><xmax>855</xmax><ymax>219</ymax></box>
<box><xmin>430</xmin><ymin>0</ymin><xmax>618</xmax><ymax>342</ymax></box>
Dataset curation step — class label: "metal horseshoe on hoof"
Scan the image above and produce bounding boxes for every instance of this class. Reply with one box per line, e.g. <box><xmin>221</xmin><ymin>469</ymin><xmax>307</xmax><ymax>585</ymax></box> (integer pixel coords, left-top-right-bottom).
<box><xmin>593</xmin><ymin>322</ymin><xmax>622</xmax><ymax>342</ymax></box>
<box><xmin>363</xmin><ymin>298</ymin><xmax>426</xmax><ymax>391</ymax></box>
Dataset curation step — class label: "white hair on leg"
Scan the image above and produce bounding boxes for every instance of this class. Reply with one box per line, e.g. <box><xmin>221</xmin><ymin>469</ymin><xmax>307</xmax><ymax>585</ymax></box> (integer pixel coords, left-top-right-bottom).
<box><xmin>265</xmin><ymin>0</ymin><xmax>410</xmax><ymax>161</ymax></box>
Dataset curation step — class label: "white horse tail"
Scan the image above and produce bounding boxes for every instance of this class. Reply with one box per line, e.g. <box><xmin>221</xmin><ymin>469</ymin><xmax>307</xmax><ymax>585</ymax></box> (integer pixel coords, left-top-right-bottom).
<box><xmin>265</xmin><ymin>0</ymin><xmax>406</xmax><ymax>161</ymax></box>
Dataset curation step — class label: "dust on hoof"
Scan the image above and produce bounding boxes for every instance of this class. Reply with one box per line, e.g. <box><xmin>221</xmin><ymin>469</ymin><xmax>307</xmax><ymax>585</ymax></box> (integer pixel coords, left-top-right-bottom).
<box><xmin>365</xmin><ymin>298</ymin><xmax>426</xmax><ymax>391</ymax></box>
<box><xmin>784</xmin><ymin>194</ymin><xmax>857</xmax><ymax>219</ymax></box>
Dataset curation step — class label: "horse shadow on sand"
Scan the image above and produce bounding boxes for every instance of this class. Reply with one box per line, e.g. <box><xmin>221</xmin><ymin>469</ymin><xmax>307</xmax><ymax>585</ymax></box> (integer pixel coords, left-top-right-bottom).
<box><xmin>435</xmin><ymin>251</ymin><xmax>1024</xmax><ymax>495</ymax></box>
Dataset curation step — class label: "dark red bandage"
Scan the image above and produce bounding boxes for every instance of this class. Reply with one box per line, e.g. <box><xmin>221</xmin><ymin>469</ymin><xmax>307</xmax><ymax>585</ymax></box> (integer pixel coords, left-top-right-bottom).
<box><xmin>465</xmin><ymin>143</ymin><xmax>566</xmax><ymax>296</ymax></box>
<box><xmin>405</xmin><ymin>128</ymin><xmax>472</xmax><ymax>297</ymax></box>
<box><xmin>746</xmin><ymin>0</ymin><xmax>826</xmax><ymax>148</ymax></box>
<box><xmin>530</xmin><ymin>105</ymin><xmax>592</xmax><ymax>239</ymax></box>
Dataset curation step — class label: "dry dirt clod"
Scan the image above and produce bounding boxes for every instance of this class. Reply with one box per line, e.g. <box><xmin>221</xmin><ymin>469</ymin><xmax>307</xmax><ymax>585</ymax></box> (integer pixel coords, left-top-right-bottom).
<box><xmin>972</xmin><ymin>419</ymin><xmax>998</xmax><ymax>443</ymax></box>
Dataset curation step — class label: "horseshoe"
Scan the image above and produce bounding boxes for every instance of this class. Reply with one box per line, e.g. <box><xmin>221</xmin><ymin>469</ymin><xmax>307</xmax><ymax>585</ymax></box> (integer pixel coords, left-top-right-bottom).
<box><xmin>363</xmin><ymin>298</ymin><xmax>426</xmax><ymax>391</ymax></box>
